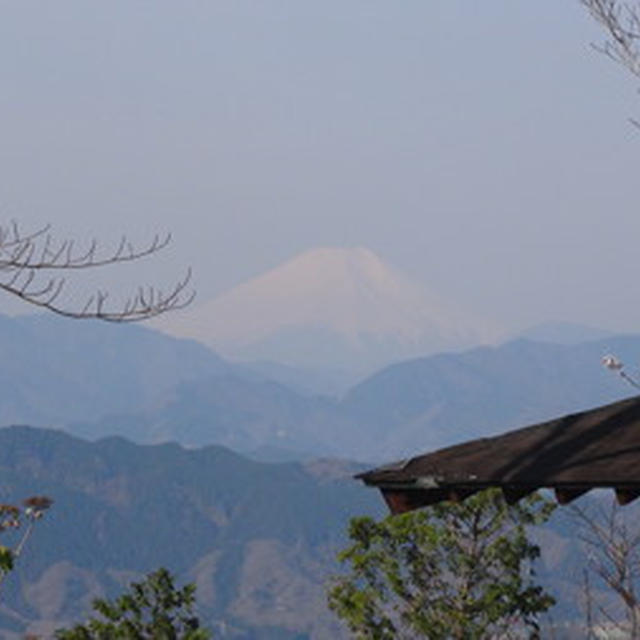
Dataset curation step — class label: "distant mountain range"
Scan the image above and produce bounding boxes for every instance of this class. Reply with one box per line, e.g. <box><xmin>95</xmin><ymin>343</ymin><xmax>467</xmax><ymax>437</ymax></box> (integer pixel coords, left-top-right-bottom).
<box><xmin>0</xmin><ymin>313</ymin><xmax>228</xmax><ymax>427</ymax></box>
<box><xmin>1</xmin><ymin>312</ymin><xmax>638</xmax><ymax>463</ymax></box>
<box><xmin>339</xmin><ymin>335</ymin><xmax>640</xmax><ymax>458</ymax></box>
<box><xmin>158</xmin><ymin>247</ymin><xmax>499</xmax><ymax>372</ymax></box>
<box><xmin>70</xmin><ymin>335</ymin><xmax>640</xmax><ymax>462</ymax></box>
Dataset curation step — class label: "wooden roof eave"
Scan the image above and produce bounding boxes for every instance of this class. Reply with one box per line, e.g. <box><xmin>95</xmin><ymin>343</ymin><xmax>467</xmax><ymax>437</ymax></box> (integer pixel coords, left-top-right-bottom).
<box><xmin>372</xmin><ymin>481</ymin><xmax>640</xmax><ymax>515</ymax></box>
<box><xmin>357</xmin><ymin>396</ymin><xmax>640</xmax><ymax>514</ymax></box>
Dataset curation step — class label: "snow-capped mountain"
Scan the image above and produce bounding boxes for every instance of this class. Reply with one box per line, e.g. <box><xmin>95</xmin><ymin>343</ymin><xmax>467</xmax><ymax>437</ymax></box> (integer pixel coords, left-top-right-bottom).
<box><xmin>162</xmin><ymin>247</ymin><xmax>498</xmax><ymax>372</ymax></box>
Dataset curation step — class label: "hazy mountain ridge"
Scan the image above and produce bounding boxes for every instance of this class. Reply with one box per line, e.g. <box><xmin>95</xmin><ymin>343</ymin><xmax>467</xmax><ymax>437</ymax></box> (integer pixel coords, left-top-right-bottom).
<box><xmin>69</xmin><ymin>335</ymin><xmax>640</xmax><ymax>462</ymax></box>
<box><xmin>69</xmin><ymin>374</ymin><xmax>354</xmax><ymax>458</ymax></box>
<box><xmin>1</xmin><ymin>311</ymin><xmax>638</xmax><ymax>463</ymax></box>
<box><xmin>0</xmin><ymin>313</ymin><xmax>230</xmax><ymax>427</ymax></box>
<box><xmin>340</xmin><ymin>337</ymin><xmax>638</xmax><ymax>457</ymax></box>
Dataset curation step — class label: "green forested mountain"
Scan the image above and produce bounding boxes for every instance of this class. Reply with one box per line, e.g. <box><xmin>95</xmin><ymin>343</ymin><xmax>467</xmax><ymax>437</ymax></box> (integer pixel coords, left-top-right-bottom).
<box><xmin>0</xmin><ymin>426</ymin><xmax>382</xmax><ymax>638</ymax></box>
<box><xmin>0</xmin><ymin>426</ymin><xmax>626</xmax><ymax>638</ymax></box>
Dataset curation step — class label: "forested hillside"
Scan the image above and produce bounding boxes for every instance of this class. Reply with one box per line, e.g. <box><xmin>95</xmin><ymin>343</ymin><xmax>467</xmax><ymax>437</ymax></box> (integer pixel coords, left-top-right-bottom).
<box><xmin>0</xmin><ymin>426</ymin><xmax>381</xmax><ymax>638</ymax></box>
<box><xmin>0</xmin><ymin>426</ymin><xmax>625</xmax><ymax>638</ymax></box>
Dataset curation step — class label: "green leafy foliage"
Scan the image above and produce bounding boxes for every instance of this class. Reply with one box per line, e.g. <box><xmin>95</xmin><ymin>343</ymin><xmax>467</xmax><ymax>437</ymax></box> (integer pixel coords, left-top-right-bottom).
<box><xmin>0</xmin><ymin>545</ymin><xmax>13</xmax><ymax>575</ymax></box>
<box><xmin>328</xmin><ymin>489</ymin><xmax>556</xmax><ymax>639</ymax></box>
<box><xmin>55</xmin><ymin>568</ymin><xmax>211</xmax><ymax>639</ymax></box>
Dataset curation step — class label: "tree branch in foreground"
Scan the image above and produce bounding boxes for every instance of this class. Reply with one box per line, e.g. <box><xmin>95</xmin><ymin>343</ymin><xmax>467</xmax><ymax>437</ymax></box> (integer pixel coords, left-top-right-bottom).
<box><xmin>0</xmin><ymin>222</ymin><xmax>194</xmax><ymax>321</ymax></box>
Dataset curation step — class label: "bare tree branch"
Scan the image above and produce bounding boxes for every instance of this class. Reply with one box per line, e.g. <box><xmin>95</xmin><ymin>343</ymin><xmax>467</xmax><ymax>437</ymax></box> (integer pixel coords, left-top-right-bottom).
<box><xmin>0</xmin><ymin>221</ymin><xmax>194</xmax><ymax>321</ymax></box>
<box><xmin>582</xmin><ymin>0</ymin><xmax>640</xmax><ymax>128</ymax></box>
<box><xmin>570</xmin><ymin>498</ymin><xmax>640</xmax><ymax>635</ymax></box>
<box><xmin>582</xmin><ymin>0</ymin><xmax>640</xmax><ymax>76</ymax></box>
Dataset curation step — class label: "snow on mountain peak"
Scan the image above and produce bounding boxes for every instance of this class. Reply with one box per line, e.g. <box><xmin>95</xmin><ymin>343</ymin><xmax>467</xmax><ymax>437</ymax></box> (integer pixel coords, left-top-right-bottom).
<box><xmin>162</xmin><ymin>247</ymin><xmax>497</xmax><ymax>371</ymax></box>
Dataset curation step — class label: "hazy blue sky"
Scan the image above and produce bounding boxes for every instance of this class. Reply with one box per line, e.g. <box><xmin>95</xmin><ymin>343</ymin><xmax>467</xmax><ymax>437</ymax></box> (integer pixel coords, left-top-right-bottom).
<box><xmin>1</xmin><ymin>1</ymin><xmax>639</xmax><ymax>334</ymax></box>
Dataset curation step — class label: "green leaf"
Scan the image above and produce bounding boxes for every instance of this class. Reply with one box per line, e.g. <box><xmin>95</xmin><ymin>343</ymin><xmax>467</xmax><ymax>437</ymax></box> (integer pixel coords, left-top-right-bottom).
<box><xmin>55</xmin><ymin>568</ymin><xmax>212</xmax><ymax>639</ymax></box>
<box><xmin>328</xmin><ymin>489</ymin><xmax>556</xmax><ymax>639</ymax></box>
<box><xmin>0</xmin><ymin>546</ymin><xmax>14</xmax><ymax>573</ymax></box>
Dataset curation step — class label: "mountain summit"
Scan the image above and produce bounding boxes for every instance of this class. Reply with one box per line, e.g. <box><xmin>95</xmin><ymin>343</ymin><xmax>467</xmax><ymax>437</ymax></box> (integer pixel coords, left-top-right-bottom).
<box><xmin>163</xmin><ymin>247</ymin><xmax>496</xmax><ymax>372</ymax></box>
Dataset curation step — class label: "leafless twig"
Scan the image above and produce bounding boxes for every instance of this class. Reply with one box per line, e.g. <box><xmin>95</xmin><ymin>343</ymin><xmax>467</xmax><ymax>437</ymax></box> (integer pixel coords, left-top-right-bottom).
<box><xmin>0</xmin><ymin>222</ymin><xmax>194</xmax><ymax>321</ymax></box>
<box><xmin>582</xmin><ymin>0</ymin><xmax>640</xmax><ymax>128</ymax></box>
<box><xmin>582</xmin><ymin>0</ymin><xmax>640</xmax><ymax>76</ymax></box>
<box><xmin>570</xmin><ymin>498</ymin><xmax>640</xmax><ymax>636</ymax></box>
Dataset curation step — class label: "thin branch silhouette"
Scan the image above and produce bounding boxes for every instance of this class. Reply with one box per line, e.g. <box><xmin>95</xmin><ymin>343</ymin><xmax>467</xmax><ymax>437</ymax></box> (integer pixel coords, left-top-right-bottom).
<box><xmin>0</xmin><ymin>221</ymin><xmax>194</xmax><ymax>321</ymax></box>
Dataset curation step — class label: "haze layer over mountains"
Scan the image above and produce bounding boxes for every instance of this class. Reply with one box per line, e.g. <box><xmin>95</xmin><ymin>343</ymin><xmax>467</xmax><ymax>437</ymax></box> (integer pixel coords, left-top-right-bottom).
<box><xmin>161</xmin><ymin>247</ymin><xmax>499</xmax><ymax>373</ymax></box>
<box><xmin>1</xmin><ymin>309</ymin><xmax>635</xmax><ymax>462</ymax></box>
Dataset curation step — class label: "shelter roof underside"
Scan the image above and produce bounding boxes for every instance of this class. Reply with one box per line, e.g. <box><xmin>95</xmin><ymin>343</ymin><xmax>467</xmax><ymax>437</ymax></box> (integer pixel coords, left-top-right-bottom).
<box><xmin>358</xmin><ymin>396</ymin><xmax>640</xmax><ymax>513</ymax></box>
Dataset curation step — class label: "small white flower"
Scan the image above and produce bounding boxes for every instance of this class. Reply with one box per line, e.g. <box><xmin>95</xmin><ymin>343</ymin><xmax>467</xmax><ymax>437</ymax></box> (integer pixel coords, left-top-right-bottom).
<box><xmin>602</xmin><ymin>354</ymin><xmax>624</xmax><ymax>371</ymax></box>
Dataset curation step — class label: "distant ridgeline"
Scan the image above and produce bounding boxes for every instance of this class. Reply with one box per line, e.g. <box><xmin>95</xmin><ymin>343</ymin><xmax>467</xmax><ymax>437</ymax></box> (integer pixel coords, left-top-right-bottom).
<box><xmin>0</xmin><ymin>312</ymin><xmax>638</xmax><ymax>462</ymax></box>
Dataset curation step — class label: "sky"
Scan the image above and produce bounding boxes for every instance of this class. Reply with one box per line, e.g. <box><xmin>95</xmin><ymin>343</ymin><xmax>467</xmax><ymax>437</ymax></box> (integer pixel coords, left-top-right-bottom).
<box><xmin>1</xmin><ymin>1</ymin><xmax>639</xmax><ymax>335</ymax></box>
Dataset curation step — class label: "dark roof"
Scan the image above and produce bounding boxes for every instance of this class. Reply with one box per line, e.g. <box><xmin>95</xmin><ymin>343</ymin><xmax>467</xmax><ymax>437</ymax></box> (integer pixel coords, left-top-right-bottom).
<box><xmin>357</xmin><ymin>395</ymin><xmax>640</xmax><ymax>514</ymax></box>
